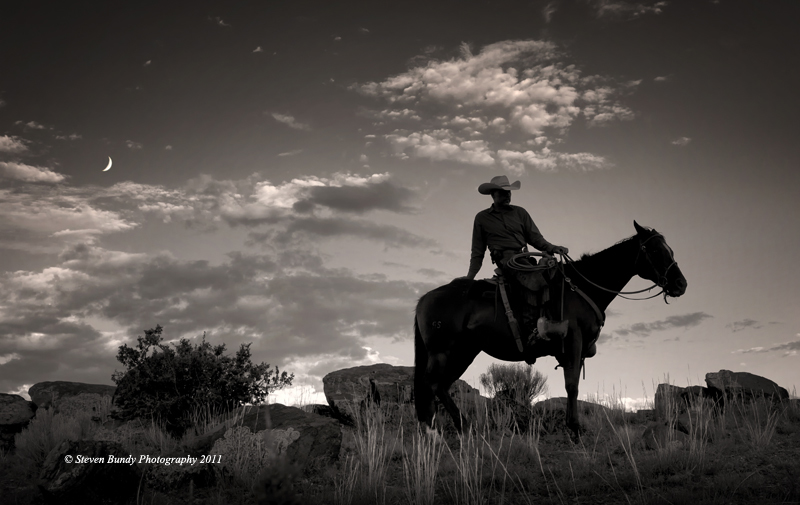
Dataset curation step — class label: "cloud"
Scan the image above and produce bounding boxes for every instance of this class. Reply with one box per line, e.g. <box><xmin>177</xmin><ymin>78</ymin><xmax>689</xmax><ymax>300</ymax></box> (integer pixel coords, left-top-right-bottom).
<box><xmin>0</xmin><ymin>352</ymin><xmax>21</xmax><ymax>365</ymax></box>
<box><xmin>144</xmin><ymin>60</ymin><xmax>151</xmax><ymax>67</ymax></box>
<box><xmin>614</xmin><ymin>312</ymin><xmax>713</xmax><ymax>337</ymax></box>
<box><xmin>125</xmin><ymin>140</ymin><xmax>143</xmax><ymax>149</ymax></box>
<box><xmin>0</xmin><ymin>162</ymin><xmax>66</xmax><ymax>183</ymax></box>
<box><xmin>0</xmin><ymin>170</ymin><xmax>433</xmax><ymax>270</ymax></box>
<box><xmin>654</xmin><ymin>76</ymin><xmax>668</xmax><ymax>82</ymax></box>
<box><xmin>165</xmin><ymin>145</ymin><xmax>173</xmax><ymax>150</ymax></box>
<box><xmin>55</xmin><ymin>133</ymin><xmax>82</xmax><ymax>141</ymax></box>
<box><xmin>354</xmin><ymin>40</ymin><xmax>637</xmax><ymax>172</ymax></box>
<box><xmin>0</xmin><ymin>241</ymin><xmax>436</xmax><ymax>392</ymax></box>
<box><xmin>270</xmin><ymin>113</ymin><xmax>311</xmax><ymax>131</ymax></box>
<box><xmin>417</xmin><ymin>267</ymin><xmax>447</xmax><ymax>278</ymax></box>
<box><xmin>591</xmin><ymin>0</ymin><xmax>668</xmax><ymax>18</ymax></box>
<box><xmin>0</xmin><ymin>135</ymin><xmax>28</xmax><ymax>154</ymax></box>
<box><xmin>732</xmin><ymin>336</ymin><xmax>800</xmax><ymax>357</ymax></box>
<box><xmin>22</xmin><ymin>121</ymin><xmax>48</xmax><ymax>130</ymax></box>
<box><xmin>498</xmin><ymin>148</ymin><xmax>610</xmax><ymax>174</ymax></box>
<box><xmin>334</xmin><ymin>36</ymin><xmax>341</xmax><ymax>41</ymax></box>
<box><xmin>385</xmin><ymin>131</ymin><xmax>495</xmax><ymax>166</ymax></box>
<box><xmin>543</xmin><ymin>1</ymin><xmax>558</xmax><ymax>23</ymax></box>
<box><xmin>294</xmin><ymin>180</ymin><xmax>416</xmax><ymax>214</ymax></box>
<box><xmin>671</xmin><ymin>137</ymin><xmax>691</xmax><ymax>146</ymax></box>
<box><xmin>212</xmin><ymin>16</ymin><xmax>231</xmax><ymax>27</ymax></box>
<box><xmin>253</xmin><ymin>46</ymin><xmax>263</xmax><ymax>53</ymax></box>
<box><xmin>250</xmin><ymin>217</ymin><xmax>438</xmax><ymax>249</ymax></box>
<box><xmin>0</xmin><ymin>99</ymin><xmax>5</xmax><ymax>108</ymax></box>
<box><xmin>359</xmin><ymin>27</ymin><xmax>370</xmax><ymax>33</ymax></box>
<box><xmin>727</xmin><ymin>318</ymin><xmax>762</xmax><ymax>333</ymax></box>
<box><xmin>278</xmin><ymin>149</ymin><xmax>303</xmax><ymax>157</ymax></box>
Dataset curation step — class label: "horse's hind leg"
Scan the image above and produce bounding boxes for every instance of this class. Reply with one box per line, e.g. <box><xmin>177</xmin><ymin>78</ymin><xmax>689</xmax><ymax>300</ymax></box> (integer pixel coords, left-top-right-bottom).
<box><xmin>429</xmin><ymin>348</ymin><xmax>478</xmax><ymax>433</ymax></box>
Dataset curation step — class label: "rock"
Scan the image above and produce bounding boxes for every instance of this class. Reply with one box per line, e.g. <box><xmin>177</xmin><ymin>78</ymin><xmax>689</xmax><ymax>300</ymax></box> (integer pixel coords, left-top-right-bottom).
<box><xmin>706</xmin><ymin>370</ymin><xmax>789</xmax><ymax>402</ymax></box>
<box><xmin>56</xmin><ymin>393</ymin><xmax>112</xmax><ymax>420</ymax></box>
<box><xmin>186</xmin><ymin>404</ymin><xmax>341</xmax><ymax>471</ymax></box>
<box><xmin>532</xmin><ymin>397</ymin><xmax>610</xmax><ymax>415</ymax></box>
<box><xmin>0</xmin><ymin>393</ymin><xmax>38</xmax><ymax>453</ymax></box>
<box><xmin>323</xmin><ymin>363</ymin><xmax>479</xmax><ymax>410</ymax></box>
<box><xmin>634</xmin><ymin>409</ymin><xmax>656</xmax><ymax>423</ymax></box>
<box><xmin>302</xmin><ymin>403</ymin><xmax>354</xmax><ymax>426</ymax></box>
<box><xmin>642</xmin><ymin>421</ymin><xmax>691</xmax><ymax>451</ymax></box>
<box><xmin>655</xmin><ymin>383</ymin><xmax>725</xmax><ymax>421</ymax></box>
<box><xmin>38</xmin><ymin>439</ymin><xmax>142</xmax><ymax>505</ymax></box>
<box><xmin>654</xmin><ymin>383</ymin><xmax>686</xmax><ymax>419</ymax></box>
<box><xmin>29</xmin><ymin>381</ymin><xmax>116</xmax><ymax>410</ymax></box>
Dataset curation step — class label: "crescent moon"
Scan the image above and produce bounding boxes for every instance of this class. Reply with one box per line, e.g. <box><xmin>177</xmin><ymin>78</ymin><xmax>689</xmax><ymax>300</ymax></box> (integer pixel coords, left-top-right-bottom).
<box><xmin>103</xmin><ymin>157</ymin><xmax>112</xmax><ymax>172</ymax></box>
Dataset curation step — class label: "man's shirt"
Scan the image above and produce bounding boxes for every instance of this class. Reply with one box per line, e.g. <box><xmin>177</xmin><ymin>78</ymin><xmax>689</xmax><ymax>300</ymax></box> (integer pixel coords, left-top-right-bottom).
<box><xmin>468</xmin><ymin>204</ymin><xmax>555</xmax><ymax>278</ymax></box>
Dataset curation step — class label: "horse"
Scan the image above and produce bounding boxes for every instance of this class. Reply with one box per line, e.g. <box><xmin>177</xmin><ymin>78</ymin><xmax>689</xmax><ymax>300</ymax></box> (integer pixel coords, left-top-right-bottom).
<box><xmin>414</xmin><ymin>221</ymin><xmax>687</xmax><ymax>435</ymax></box>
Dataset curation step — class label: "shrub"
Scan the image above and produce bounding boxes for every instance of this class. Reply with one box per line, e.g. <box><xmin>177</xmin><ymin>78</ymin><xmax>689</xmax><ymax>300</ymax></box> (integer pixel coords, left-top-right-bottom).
<box><xmin>479</xmin><ymin>362</ymin><xmax>547</xmax><ymax>406</ymax></box>
<box><xmin>111</xmin><ymin>324</ymin><xmax>293</xmax><ymax>437</ymax></box>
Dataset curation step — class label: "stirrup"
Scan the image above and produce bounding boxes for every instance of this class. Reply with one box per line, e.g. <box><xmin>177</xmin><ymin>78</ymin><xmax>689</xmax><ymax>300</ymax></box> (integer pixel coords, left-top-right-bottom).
<box><xmin>527</xmin><ymin>328</ymin><xmax>549</xmax><ymax>344</ymax></box>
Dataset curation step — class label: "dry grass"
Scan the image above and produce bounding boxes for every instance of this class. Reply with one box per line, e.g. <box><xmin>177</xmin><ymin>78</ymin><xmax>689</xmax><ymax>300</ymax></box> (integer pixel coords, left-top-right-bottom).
<box><xmin>2</xmin><ymin>378</ymin><xmax>799</xmax><ymax>505</ymax></box>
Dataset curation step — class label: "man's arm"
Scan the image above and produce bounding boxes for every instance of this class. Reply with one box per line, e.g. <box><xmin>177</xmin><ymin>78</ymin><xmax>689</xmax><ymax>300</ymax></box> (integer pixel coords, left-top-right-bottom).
<box><xmin>467</xmin><ymin>217</ymin><xmax>485</xmax><ymax>279</ymax></box>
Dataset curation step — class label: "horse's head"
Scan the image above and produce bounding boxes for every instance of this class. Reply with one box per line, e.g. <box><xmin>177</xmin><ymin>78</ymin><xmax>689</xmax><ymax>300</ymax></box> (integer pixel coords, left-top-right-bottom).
<box><xmin>633</xmin><ymin>220</ymin><xmax>687</xmax><ymax>298</ymax></box>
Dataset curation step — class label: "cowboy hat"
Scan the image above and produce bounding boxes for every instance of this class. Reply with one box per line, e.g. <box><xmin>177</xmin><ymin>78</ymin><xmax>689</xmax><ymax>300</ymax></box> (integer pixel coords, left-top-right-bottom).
<box><xmin>478</xmin><ymin>175</ymin><xmax>521</xmax><ymax>195</ymax></box>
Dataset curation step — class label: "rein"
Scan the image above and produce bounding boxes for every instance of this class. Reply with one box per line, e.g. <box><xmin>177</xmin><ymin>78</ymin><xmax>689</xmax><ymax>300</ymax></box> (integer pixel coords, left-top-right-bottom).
<box><xmin>504</xmin><ymin>232</ymin><xmax>677</xmax><ymax>302</ymax></box>
<box><xmin>561</xmin><ymin>232</ymin><xmax>676</xmax><ymax>301</ymax></box>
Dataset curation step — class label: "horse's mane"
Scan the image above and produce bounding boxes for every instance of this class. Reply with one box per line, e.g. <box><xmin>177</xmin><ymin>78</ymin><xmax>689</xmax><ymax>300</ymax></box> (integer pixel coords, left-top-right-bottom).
<box><xmin>576</xmin><ymin>228</ymin><xmax>661</xmax><ymax>263</ymax></box>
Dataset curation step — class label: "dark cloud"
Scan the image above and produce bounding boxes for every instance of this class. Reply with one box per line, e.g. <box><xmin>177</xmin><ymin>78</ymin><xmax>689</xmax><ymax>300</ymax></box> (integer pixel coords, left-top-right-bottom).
<box><xmin>732</xmin><ymin>338</ymin><xmax>800</xmax><ymax>356</ymax></box>
<box><xmin>596</xmin><ymin>332</ymin><xmax>614</xmax><ymax>344</ymax></box>
<box><xmin>726</xmin><ymin>318</ymin><xmax>762</xmax><ymax>332</ymax></box>
<box><xmin>614</xmin><ymin>312</ymin><xmax>713</xmax><ymax>337</ymax></box>
<box><xmin>247</xmin><ymin>217</ymin><xmax>438</xmax><ymax>249</ymax></box>
<box><xmin>0</xmin><ymin>244</ymin><xmax>436</xmax><ymax>393</ymax></box>
<box><xmin>296</xmin><ymin>181</ymin><xmax>416</xmax><ymax>214</ymax></box>
<box><xmin>417</xmin><ymin>268</ymin><xmax>448</xmax><ymax>278</ymax></box>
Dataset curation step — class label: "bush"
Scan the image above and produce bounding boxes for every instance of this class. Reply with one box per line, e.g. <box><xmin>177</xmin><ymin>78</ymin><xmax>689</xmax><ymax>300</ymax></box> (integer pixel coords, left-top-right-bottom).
<box><xmin>111</xmin><ymin>324</ymin><xmax>293</xmax><ymax>437</ymax></box>
<box><xmin>479</xmin><ymin>362</ymin><xmax>547</xmax><ymax>406</ymax></box>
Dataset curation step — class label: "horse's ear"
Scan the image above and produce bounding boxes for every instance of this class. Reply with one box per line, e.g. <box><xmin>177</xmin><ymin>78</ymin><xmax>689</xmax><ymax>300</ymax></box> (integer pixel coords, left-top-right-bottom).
<box><xmin>634</xmin><ymin>220</ymin><xmax>646</xmax><ymax>235</ymax></box>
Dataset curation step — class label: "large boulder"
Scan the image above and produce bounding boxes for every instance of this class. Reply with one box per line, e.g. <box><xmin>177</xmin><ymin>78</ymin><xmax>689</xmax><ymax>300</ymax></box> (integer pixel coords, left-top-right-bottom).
<box><xmin>323</xmin><ymin>363</ymin><xmax>480</xmax><ymax>409</ymax></box>
<box><xmin>29</xmin><ymin>381</ymin><xmax>116</xmax><ymax>410</ymax></box>
<box><xmin>186</xmin><ymin>403</ymin><xmax>341</xmax><ymax>471</ymax></box>
<box><xmin>38</xmin><ymin>439</ymin><xmax>142</xmax><ymax>505</ymax></box>
<box><xmin>706</xmin><ymin>370</ymin><xmax>789</xmax><ymax>402</ymax></box>
<box><xmin>0</xmin><ymin>393</ymin><xmax>38</xmax><ymax>452</ymax></box>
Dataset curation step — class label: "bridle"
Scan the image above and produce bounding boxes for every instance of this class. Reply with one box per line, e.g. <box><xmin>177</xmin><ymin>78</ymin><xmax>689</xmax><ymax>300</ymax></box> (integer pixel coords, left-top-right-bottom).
<box><xmin>636</xmin><ymin>232</ymin><xmax>678</xmax><ymax>292</ymax></box>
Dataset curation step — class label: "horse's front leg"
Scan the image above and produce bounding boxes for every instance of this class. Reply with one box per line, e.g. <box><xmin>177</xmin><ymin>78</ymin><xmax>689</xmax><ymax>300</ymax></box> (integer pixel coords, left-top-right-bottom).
<box><xmin>561</xmin><ymin>327</ymin><xmax>584</xmax><ymax>436</ymax></box>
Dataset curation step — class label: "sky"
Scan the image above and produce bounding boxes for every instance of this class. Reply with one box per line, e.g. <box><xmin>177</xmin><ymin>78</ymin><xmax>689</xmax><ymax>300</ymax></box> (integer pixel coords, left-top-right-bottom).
<box><xmin>1</xmin><ymin>0</ymin><xmax>798</xmax><ymax>410</ymax></box>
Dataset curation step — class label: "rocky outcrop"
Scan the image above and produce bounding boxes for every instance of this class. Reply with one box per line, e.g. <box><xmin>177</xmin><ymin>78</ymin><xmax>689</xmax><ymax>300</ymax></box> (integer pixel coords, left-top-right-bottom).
<box><xmin>38</xmin><ymin>439</ymin><xmax>142</xmax><ymax>505</ymax></box>
<box><xmin>323</xmin><ymin>363</ymin><xmax>480</xmax><ymax>410</ymax></box>
<box><xmin>186</xmin><ymin>403</ymin><xmax>341</xmax><ymax>471</ymax></box>
<box><xmin>705</xmin><ymin>370</ymin><xmax>789</xmax><ymax>402</ymax></box>
<box><xmin>0</xmin><ymin>393</ymin><xmax>38</xmax><ymax>452</ymax></box>
<box><xmin>29</xmin><ymin>382</ymin><xmax>116</xmax><ymax>410</ymax></box>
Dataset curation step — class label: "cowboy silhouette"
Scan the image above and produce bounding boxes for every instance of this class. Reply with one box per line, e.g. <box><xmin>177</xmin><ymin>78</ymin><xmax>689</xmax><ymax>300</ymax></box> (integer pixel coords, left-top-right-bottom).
<box><xmin>467</xmin><ymin>175</ymin><xmax>570</xmax><ymax>346</ymax></box>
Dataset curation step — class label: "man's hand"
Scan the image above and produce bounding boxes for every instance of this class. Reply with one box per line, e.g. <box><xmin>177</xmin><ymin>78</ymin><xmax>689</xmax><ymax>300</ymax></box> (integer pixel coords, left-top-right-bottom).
<box><xmin>552</xmin><ymin>246</ymin><xmax>569</xmax><ymax>255</ymax></box>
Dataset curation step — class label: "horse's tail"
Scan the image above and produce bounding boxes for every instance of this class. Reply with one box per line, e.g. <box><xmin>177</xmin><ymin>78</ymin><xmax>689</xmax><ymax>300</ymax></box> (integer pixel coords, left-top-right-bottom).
<box><xmin>413</xmin><ymin>313</ymin><xmax>434</xmax><ymax>425</ymax></box>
